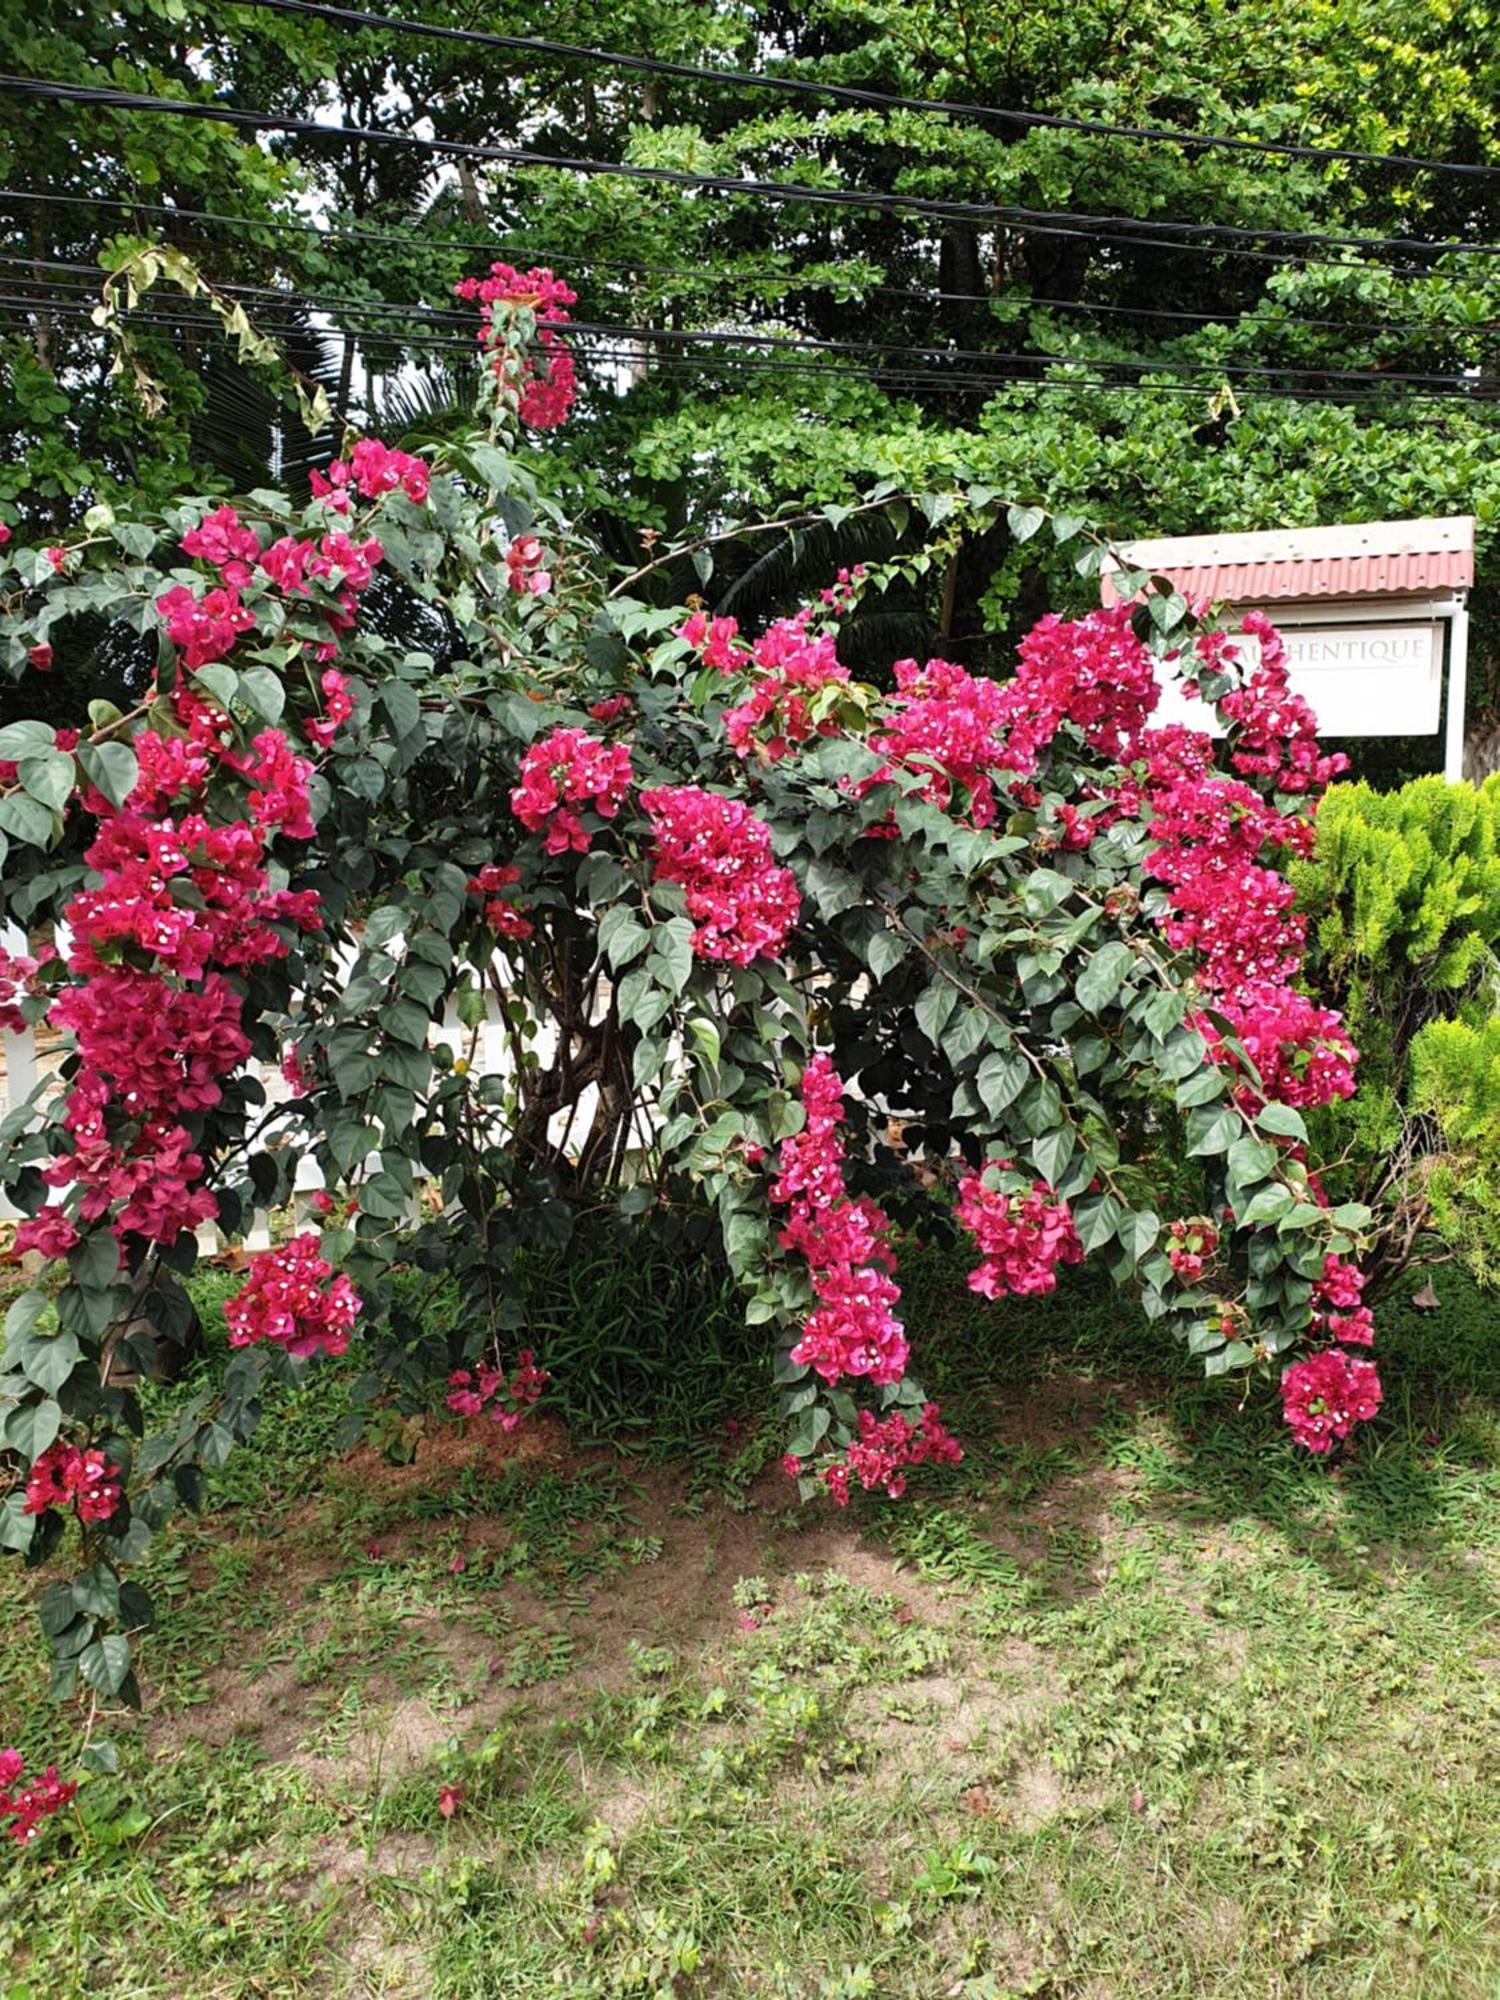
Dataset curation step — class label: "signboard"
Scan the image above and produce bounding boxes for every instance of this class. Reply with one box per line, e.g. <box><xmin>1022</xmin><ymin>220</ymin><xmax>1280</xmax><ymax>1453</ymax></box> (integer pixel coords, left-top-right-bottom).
<box><xmin>1153</xmin><ymin>620</ymin><xmax>1444</xmax><ymax>738</ymax></box>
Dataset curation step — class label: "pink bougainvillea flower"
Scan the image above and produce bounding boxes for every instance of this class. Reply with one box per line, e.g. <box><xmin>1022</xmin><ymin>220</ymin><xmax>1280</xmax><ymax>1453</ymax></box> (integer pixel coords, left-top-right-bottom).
<box><xmin>639</xmin><ymin>786</ymin><xmax>800</xmax><ymax>966</ymax></box>
<box><xmin>225</xmin><ymin>1233</ymin><xmax>361</xmax><ymax>1360</ymax></box>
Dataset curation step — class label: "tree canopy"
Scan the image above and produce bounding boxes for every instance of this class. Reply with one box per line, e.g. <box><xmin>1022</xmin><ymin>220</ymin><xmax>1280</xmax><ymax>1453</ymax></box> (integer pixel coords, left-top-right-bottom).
<box><xmin>3</xmin><ymin>0</ymin><xmax>1498</xmax><ymax>729</ymax></box>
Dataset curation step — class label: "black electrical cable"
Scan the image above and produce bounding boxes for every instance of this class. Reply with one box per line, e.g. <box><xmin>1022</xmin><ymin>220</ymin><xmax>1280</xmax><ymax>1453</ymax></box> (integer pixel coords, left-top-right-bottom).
<box><xmin>4</xmin><ymin>270</ymin><xmax>1487</xmax><ymax>389</ymax></box>
<box><xmin>4</xmin><ymin>297</ymin><xmax>1491</xmax><ymax>406</ymax></box>
<box><xmin>5</xmin><ymin>248</ymin><xmax>1492</xmax><ymax>347</ymax></box>
<box><xmin>229</xmin><ymin>0</ymin><xmax>1500</xmax><ymax>182</ymax></box>
<box><xmin>6</xmin><ymin>182</ymin><xmax>1495</xmax><ymax>290</ymax></box>
<box><xmin>6</xmin><ymin>74</ymin><xmax>1500</xmax><ymax>266</ymax></box>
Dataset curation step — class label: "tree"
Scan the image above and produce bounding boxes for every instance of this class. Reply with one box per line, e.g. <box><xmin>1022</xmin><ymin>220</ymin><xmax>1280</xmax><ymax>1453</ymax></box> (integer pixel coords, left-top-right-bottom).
<box><xmin>0</xmin><ymin>276</ymin><xmax>1382</xmax><ymax>1725</ymax></box>
<box><xmin>1294</xmin><ymin>774</ymin><xmax>1500</xmax><ymax>1290</ymax></box>
<box><xmin>4</xmin><ymin>1</ymin><xmax>1499</xmax><ymax>729</ymax></box>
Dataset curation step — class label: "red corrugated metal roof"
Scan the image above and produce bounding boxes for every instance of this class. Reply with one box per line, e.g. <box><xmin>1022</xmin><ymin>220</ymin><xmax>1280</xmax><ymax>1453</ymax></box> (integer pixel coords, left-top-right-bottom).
<box><xmin>1100</xmin><ymin>515</ymin><xmax>1475</xmax><ymax>606</ymax></box>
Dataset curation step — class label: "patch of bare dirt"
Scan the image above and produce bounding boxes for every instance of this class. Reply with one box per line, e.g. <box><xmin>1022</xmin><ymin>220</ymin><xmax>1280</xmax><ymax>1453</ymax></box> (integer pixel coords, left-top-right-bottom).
<box><xmin>983</xmin><ymin>1371</ymin><xmax>1141</xmax><ymax>1453</ymax></box>
<box><xmin>336</xmin><ymin>1410</ymin><xmax>577</xmax><ymax>1493</ymax></box>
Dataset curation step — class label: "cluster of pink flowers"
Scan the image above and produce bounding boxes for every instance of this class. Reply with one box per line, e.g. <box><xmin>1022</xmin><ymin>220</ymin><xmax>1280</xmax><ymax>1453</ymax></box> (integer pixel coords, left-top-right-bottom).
<box><xmin>1130</xmin><ymin>624</ymin><xmax>1358</xmax><ymax>1118</ymax></box>
<box><xmin>956</xmin><ymin>1160</ymin><xmax>1085</xmax><ymax>1299</ymax></box>
<box><xmin>1280</xmin><ymin>1346</ymin><xmax>1383</xmax><ymax>1453</ymax></box>
<box><xmin>466</xmin><ymin>861</ymin><xmax>533</xmax><ymax>940</ymax></box>
<box><xmin>19</xmin><ymin>472</ymin><xmax>395</xmax><ymax>1265</ymax></box>
<box><xmin>638</xmin><ymin>786</ymin><xmax>800</xmax><ymax>965</ymax></box>
<box><xmin>1202</xmin><ymin>984</ymin><xmax>1359</xmax><ymax>1109</ymax></box>
<box><xmin>445</xmin><ymin>1349</ymin><xmax>550</xmax><ymax>1430</ymax></box>
<box><xmin>305</xmin><ymin>668</ymin><xmax>354</xmax><ymax>753</ymax></box>
<box><xmin>867</xmin><ymin>656</ymin><xmax>1024</xmax><ymax>827</ymax></box>
<box><xmin>174</xmin><ymin>492</ymin><xmax>392</xmax><ymax>682</ymax></box>
<box><xmin>511</xmin><ymin>727</ymin><xmax>633</xmax><ymax>856</ymax></box>
<box><xmin>788</xmin><ymin>1403</ymin><xmax>963</xmax><ymax>1504</ymax></box>
<box><xmin>225</xmin><ymin>1232</ymin><xmax>362</xmax><ymax>1360</ymax></box>
<box><xmin>155</xmin><ymin>581</ymin><xmax>256</xmax><ymax>670</ymax></box>
<box><xmin>49</xmin><ymin>970</ymin><xmax>249</xmax><ymax>1120</ymax></box>
<box><xmin>1206</xmin><ymin>615</ymin><xmax>1348</xmax><ymax>795</ymax></box>
<box><xmin>21</xmin><ymin>1442</ymin><xmax>121</xmax><ymax>1523</ymax></box>
<box><xmin>769</xmin><ymin>1054</ymin><xmax>908</xmax><ymax>1386</ymax></box>
<box><xmin>0</xmin><ymin>939</ymin><xmax>52</xmax><ymax>1034</ymax></box>
<box><xmin>1166</xmin><ymin>1217</ymin><xmax>1219</xmax><ymax>1285</ymax></box>
<box><xmin>504</xmin><ymin>534</ymin><xmax>552</xmax><ymax>595</ymax></box>
<box><xmin>1113</xmin><ymin>612</ymin><xmax>1378</xmax><ymax>1447</ymax></box>
<box><xmin>0</xmin><ymin>1750</ymin><xmax>77</xmax><ymax>1846</ymax></box>
<box><xmin>1312</xmin><ymin>1254</ymin><xmax>1375</xmax><ymax>1346</ymax></box>
<box><xmin>456</xmin><ymin>263</ymin><xmax>578</xmax><ymax>428</ymax></box>
<box><xmin>718</xmin><ymin>611</ymin><xmax>851</xmax><ymax>762</ymax></box>
<box><xmin>19</xmin><ymin>772</ymin><xmax>328</xmax><ymax>1253</ymax></box>
<box><xmin>679</xmin><ymin>608</ymin><xmax>744</xmax><ymax>671</ymax></box>
<box><xmin>310</xmin><ymin>437</ymin><xmax>430</xmax><ymax>509</ymax></box>
<box><xmin>1012</xmin><ymin>604</ymin><xmax>1162</xmax><ymax>760</ymax></box>
<box><xmin>181</xmin><ymin>503</ymin><xmax>261</xmax><ymax>582</ymax></box>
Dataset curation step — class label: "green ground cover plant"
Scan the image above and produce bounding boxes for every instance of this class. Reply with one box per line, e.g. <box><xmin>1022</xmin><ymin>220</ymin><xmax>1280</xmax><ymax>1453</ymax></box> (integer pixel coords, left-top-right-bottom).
<box><xmin>2</xmin><ymin>1243</ymin><xmax>1495</xmax><ymax>1999</ymax></box>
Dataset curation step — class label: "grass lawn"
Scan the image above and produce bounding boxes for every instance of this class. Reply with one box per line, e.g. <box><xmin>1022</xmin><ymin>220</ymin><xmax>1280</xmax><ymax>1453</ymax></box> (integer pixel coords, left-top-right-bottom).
<box><xmin>2</xmin><ymin>1239</ymin><xmax>1497</xmax><ymax>1998</ymax></box>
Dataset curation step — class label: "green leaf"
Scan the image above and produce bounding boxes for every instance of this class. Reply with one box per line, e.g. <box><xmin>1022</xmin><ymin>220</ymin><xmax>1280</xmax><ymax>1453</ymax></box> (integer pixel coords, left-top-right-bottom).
<box><xmin>946</xmin><ymin>1008</ymin><xmax>989</xmax><ymax>1063</ymax></box>
<box><xmin>804</xmin><ymin>859</ymin><xmax>860</xmax><ymax>919</ymax></box>
<box><xmin>18</xmin><ymin>750</ymin><xmax>75</xmax><ymax>812</ymax></box>
<box><xmin>1255</xmin><ymin>1103</ymin><xmax>1308</xmax><ymax>1142</ymax></box>
<box><xmin>1074</xmin><ymin>1191</ymin><xmax>1122</xmax><ymax>1254</ymax></box>
<box><xmin>1226</xmin><ymin>1135</ymin><xmax>1279</xmax><ymax>1186</ymax></box>
<box><xmin>0</xmin><ymin>720</ymin><xmax>55</xmax><ymax>760</ymax></box>
<box><xmin>379</xmin><ymin>678</ymin><xmax>422</xmax><ymax>742</ymax></box>
<box><xmin>1174</xmin><ymin>1066</ymin><xmax>1226</xmax><ymax>1109</ymax></box>
<box><xmin>686</xmin><ymin>1016</ymin><xmax>721</xmax><ymax>1070</ymax></box>
<box><xmin>2</xmin><ymin>1396</ymin><xmax>60</xmax><ymax>1462</ymax></box>
<box><xmin>867</xmin><ymin>928</ymin><xmax>909</xmax><ymax>980</ymax></box>
<box><xmin>632</xmin><ymin>1034</ymin><xmax>666</xmax><ymax>1090</ymax></box>
<box><xmin>1022</xmin><ymin>869</ymin><xmax>1073</xmax><ymax>917</ymax></box>
<box><xmin>598</xmin><ymin>906</ymin><xmax>650</xmax><ymax>969</ymax></box>
<box><xmin>651</xmin><ymin>916</ymin><xmax>696</xmax><ymax>997</ymax></box>
<box><xmin>237</xmin><ymin>664</ymin><xmax>286</xmax><ymax>725</ymax></box>
<box><xmin>1239</xmin><ymin>1185</ymin><xmax>1294</xmax><ymax>1226</ymax></box>
<box><xmin>16</xmin><ymin>1324</ymin><xmax>79</xmax><ymax>1397</ymax></box>
<box><xmin>976</xmin><ymin>1049</ymin><xmax>1028</xmax><ymax>1117</ymax></box>
<box><xmin>69</xmin><ymin>1230</ymin><xmax>122</xmax><ymax>1293</ymax></box>
<box><xmin>786</xmin><ymin>1404</ymin><xmax>831</xmax><ymax>1458</ymax></box>
<box><xmin>1142</xmin><ymin>988</ymin><xmax>1186</xmax><ymax>1039</ymax></box>
<box><xmin>914</xmin><ymin>979</ymin><xmax>959</xmax><ymax>1047</ymax></box>
<box><xmin>1159</xmin><ymin>1030</ymin><xmax>1210</xmax><ymax>1080</ymax></box>
<box><xmin>77</xmin><ymin>740</ymin><xmax>138</xmax><ymax>809</ymax></box>
<box><xmin>1118</xmin><ymin>1209</ymin><xmax>1161</xmax><ymax>1265</ymax></box>
<box><xmin>1030</xmin><ymin>1124</ymin><xmax>1075</xmax><ymax>1188</ymax></box>
<box><xmin>194</xmin><ymin>663</ymin><xmax>238</xmax><ymax>710</ymax></box>
<box><xmin>0</xmin><ymin>1493</ymin><xmax>33</xmax><ymax>1554</ymax></box>
<box><xmin>0</xmin><ymin>792</ymin><xmax>56</xmax><ymax>848</ymax></box>
<box><xmin>1007</xmin><ymin>504</ymin><xmax>1045</xmax><ymax>543</ymax></box>
<box><xmin>79</xmin><ymin>1633</ymin><xmax>132</xmax><ymax>1697</ymax></box>
<box><xmin>1204</xmin><ymin>1340</ymin><xmax>1255</xmax><ymax>1378</ymax></box>
<box><xmin>72</xmin><ymin>1565</ymin><xmax>121</xmax><ymax>1621</ymax></box>
<box><xmin>1186</xmin><ymin>1106</ymin><xmax>1240</xmax><ymax>1157</ymax></box>
<box><xmin>1076</xmin><ymin>942</ymin><xmax>1134</xmax><ymax>1015</ymax></box>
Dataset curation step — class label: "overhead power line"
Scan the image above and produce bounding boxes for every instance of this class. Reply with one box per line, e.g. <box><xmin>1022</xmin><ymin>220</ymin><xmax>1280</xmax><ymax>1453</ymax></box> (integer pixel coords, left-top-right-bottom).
<box><xmin>5</xmin><ymin>181</ymin><xmax>1495</xmax><ymax>294</ymax></box>
<box><xmin>2</xmin><ymin>269</ymin><xmax>1489</xmax><ymax>391</ymax></box>
<box><xmin>4</xmin><ymin>74</ymin><xmax>1500</xmax><ymax>268</ymax></box>
<box><xmin>229</xmin><ymin>0</ymin><xmax>1500</xmax><ymax>182</ymax></box>
<box><xmin>4</xmin><ymin>232</ymin><xmax>1497</xmax><ymax>343</ymax></box>
<box><xmin>3</xmin><ymin>295</ymin><xmax>1492</xmax><ymax>407</ymax></box>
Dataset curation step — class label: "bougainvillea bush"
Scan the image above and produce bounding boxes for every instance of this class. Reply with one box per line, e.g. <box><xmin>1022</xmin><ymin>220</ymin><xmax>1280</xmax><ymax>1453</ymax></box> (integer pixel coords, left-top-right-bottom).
<box><xmin>0</xmin><ymin>265</ymin><xmax>1379</xmax><ymax>1737</ymax></box>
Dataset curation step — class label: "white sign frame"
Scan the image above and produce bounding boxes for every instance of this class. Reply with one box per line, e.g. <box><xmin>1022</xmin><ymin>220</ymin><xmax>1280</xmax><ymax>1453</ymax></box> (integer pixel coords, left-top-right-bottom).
<box><xmin>1152</xmin><ymin>595</ymin><xmax>1469</xmax><ymax>781</ymax></box>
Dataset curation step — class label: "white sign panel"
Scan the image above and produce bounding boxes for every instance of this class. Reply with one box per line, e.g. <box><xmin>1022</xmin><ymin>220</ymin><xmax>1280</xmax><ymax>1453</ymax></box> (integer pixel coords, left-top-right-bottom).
<box><xmin>1153</xmin><ymin>620</ymin><xmax>1443</xmax><ymax>738</ymax></box>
